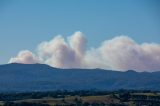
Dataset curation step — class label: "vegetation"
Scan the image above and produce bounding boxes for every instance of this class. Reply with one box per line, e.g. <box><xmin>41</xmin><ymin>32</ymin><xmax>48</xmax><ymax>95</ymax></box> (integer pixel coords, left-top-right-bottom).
<box><xmin>0</xmin><ymin>90</ymin><xmax>160</xmax><ymax>106</ymax></box>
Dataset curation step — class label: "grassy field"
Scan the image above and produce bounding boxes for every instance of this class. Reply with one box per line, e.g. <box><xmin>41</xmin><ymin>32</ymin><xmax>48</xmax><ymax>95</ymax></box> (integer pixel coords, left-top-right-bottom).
<box><xmin>1</xmin><ymin>90</ymin><xmax>160</xmax><ymax>106</ymax></box>
<box><xmin>0</xmin><ymin>101</ymin><xmax>4</xmax><ymax>106</ymax></box>
<box><xmin>0</xmin><ymin>94</ymin><xmax>127</xmax><ymax>106</ymax></box>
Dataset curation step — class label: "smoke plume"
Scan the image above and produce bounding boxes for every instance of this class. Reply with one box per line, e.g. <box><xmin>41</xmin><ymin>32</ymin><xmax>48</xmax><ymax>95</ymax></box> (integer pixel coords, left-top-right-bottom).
<box><xmin>9</xmin><ymin>31</ymin><xmax>160</xmax><ymax>72</ymax></box>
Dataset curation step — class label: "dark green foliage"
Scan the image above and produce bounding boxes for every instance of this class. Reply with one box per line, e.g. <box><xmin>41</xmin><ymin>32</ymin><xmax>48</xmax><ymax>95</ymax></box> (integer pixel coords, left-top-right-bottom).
<box><xmin>119</xmin><ymin>92</ymin><xmax>131</xmax><ymax>102</ymax></box>
<box><xmin>83</xmin><ymin>102</ymin><xmax>90</xmax><ymax>106</ymax></box>
<box><xmin>1</xmin><ymin>90</ymin><xmax>160</xmax><ymax>106</ymax></box>
<box><xmin>74</xmin><ymin>97</ymin><xmax>82</xmax><ymax>106</ymax></box>
<box><xmin>4</xmin><ymin>102</ymin><xmax>49</xmax><ymax>106</ymax></box>
<box><xmin>0</xmin><ymin>90</ymin><xmax>109</xmax><ymax>101</ymax></box>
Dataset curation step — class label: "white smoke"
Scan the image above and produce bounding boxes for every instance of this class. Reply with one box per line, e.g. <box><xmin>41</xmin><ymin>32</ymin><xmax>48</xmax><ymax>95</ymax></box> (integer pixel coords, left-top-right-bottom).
<box><xmin>9</xmin><ymin>31</ymin><xmax>160</xmax><ymax>72</ymax></box>
<box><xmin>86</xmin><ymin>36</ymin><xmax>160</xmax><ymax>71</ymax></box>
<box><xmin>9</xmin><ymin>50</ymin><xmax>40</xmax><ymax>64</ymax></box>
<box><xmin>37</xmin><ymin>31</ymin><xmax>86</xmax><ymax>68</ymax></box>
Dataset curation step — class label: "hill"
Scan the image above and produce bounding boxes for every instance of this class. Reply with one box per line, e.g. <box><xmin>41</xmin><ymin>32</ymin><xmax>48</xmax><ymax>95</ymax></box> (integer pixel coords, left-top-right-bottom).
<box><xmin>0</xmin><ymin>63</ymin><xmax>160</xmax><ymax>92</ymax></box>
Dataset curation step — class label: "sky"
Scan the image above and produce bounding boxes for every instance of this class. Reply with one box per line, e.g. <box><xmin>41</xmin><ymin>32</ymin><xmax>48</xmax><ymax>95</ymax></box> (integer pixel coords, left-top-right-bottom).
<box><xmin>1</xmin><ymin>0</ymin><xmax>160</xmax><ymax>71</ymax></box>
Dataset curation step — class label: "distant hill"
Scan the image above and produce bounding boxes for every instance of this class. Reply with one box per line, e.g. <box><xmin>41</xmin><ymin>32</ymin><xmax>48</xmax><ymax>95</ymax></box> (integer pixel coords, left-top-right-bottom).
<box><xmin>0</xmin><ymin>63</ymin><xmax>160</xmax><ymax>92</ymax></box>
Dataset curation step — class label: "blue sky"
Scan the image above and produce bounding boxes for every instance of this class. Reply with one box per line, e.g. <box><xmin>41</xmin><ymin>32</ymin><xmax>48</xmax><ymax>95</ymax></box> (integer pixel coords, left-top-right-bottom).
<box><xmin>0</xmin><ymin>0</ymin><xmax>160</xmax><ymax>64</ymax></box>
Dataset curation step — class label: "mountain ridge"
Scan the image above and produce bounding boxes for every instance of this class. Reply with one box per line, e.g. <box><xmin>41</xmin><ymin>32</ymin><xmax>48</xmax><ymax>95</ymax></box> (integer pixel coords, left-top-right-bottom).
<box><xmin>1</xmin><ymin>63</ymin><xmax>155</xmax><ymax>73</ymax></box>
<box><xmin>0</xmin><ymin>63</ymin><xmax>160</xmax><ymax>92</ymax></box>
